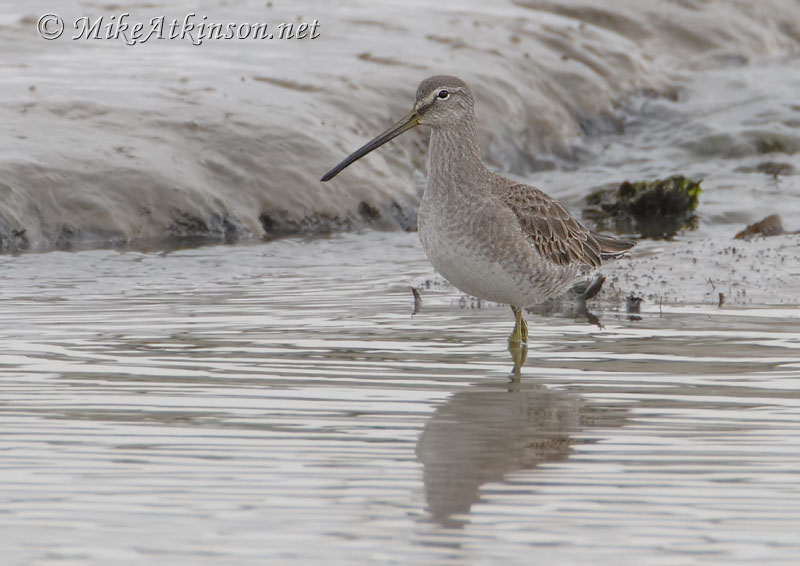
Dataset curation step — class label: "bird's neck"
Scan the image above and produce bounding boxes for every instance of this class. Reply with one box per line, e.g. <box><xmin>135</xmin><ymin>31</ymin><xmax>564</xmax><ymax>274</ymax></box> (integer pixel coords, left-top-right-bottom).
<box><xmin>427</xmin><ymin>118</ymin><xmax>489</xmax><ymax>196</ymax></box>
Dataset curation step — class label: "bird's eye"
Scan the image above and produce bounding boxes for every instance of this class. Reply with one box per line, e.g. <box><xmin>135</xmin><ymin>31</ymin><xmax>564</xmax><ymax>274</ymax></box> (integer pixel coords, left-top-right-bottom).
<box><xmin>437</xmin><ymin>89</ymin><xmax>450</xmax><ymax>100</ymax></box>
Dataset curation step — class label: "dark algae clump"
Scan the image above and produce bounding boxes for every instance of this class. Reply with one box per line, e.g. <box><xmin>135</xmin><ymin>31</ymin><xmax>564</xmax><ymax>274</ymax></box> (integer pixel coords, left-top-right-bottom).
<box><xmin>583</xmin><ymin>175</ymin><xmax>702</xmax><ymax>239</ymax></box>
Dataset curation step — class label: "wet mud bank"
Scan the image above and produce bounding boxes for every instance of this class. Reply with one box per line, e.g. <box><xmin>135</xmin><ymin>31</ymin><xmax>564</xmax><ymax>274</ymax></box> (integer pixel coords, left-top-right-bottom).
<box><xmin>2</xmin><ymin>0</ymin><xmax>800</xmax><ymax>251</ymax></box>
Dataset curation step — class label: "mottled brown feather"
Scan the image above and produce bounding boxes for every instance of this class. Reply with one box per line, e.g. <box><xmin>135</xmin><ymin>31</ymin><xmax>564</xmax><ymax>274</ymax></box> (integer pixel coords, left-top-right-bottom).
<box><xmin>499</xmin><ymin>183</ymin><xmax>632</xmax><ymax>268</ymax></box>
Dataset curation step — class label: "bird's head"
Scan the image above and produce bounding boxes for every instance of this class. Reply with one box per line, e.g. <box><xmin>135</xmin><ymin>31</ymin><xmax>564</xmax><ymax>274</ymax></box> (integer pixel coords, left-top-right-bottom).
<box><xmin>320</xmin><ymin>75</ymin><xmax>474</xmax><ymax>181</ymax></box>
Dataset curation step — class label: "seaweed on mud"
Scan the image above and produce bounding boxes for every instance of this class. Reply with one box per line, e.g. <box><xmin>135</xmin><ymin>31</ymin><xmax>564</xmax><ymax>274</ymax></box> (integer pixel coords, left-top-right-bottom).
<box><xmin>583</xmin><ymin>175</ymin><xmax>701</xmax><ymax>239</ymax></box>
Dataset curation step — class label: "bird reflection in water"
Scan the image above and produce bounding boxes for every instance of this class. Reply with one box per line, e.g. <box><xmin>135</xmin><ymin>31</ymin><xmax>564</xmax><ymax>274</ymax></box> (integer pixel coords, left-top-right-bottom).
<box><xmin>416</xmin><ymin>379</ymin><xmax>622</xmax><ymax>527</ymax></box>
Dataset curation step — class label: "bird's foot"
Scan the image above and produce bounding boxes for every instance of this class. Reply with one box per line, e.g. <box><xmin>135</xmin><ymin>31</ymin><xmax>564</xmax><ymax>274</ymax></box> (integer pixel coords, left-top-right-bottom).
<box><xmin>576</xmin><ymin>303</ymin><xmax>604</xmax><ymax>329</ymax></box>
<box><xmin>576</xmin><ymin>275</ymin><xmax>605</xmax><ymax>329</ymax></box>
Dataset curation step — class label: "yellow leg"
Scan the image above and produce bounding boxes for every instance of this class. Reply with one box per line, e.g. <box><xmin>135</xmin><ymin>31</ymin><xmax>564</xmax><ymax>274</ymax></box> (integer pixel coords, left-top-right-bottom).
<box><xmin>508</xmin><ymin>339</ymin><xmax>528</xmax><ymax>379</ymax></box>
<box><xmin>508</xmin><ymin>306</ymin><xmax>528</xmax><ymax>379</ymax></box>
<box><xmin>510</xmin><ymin>306</ymin><xmax>528</xmax><ymax>344</ymax></box>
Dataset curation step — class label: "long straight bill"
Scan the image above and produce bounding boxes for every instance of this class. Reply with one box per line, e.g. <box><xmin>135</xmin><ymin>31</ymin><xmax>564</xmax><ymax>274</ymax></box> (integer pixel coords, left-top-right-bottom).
<box><xmin>320</xmin><ymin>109</ymin><xmax>419</xmax><ymax>182</ymax></box>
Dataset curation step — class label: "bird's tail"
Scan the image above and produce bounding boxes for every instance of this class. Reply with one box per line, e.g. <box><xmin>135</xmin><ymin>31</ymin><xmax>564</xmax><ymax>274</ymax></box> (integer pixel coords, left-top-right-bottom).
<box><xmin>592</xmin><ymin>232</ymin><xmax>636</xmax><ymax>261</ymax></box>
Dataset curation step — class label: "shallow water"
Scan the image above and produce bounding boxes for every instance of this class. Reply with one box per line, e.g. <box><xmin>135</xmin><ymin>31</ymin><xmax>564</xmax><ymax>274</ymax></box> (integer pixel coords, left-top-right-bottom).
<box><xmin>2</xmin><ymin>232</ymin><xmax>800</xmax><ymax>565</ymax></box>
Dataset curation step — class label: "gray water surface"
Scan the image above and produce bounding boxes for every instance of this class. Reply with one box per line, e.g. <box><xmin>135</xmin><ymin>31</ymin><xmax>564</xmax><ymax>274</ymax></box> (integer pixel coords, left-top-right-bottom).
<box><xmin>2</xmin><ymin>232</ymin><xmax>799</xmax><ymax>565</ymax></box>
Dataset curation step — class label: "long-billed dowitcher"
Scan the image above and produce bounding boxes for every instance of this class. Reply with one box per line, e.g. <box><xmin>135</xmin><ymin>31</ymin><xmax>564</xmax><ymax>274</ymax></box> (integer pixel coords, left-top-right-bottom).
<box><xmin>321</xmin><ymin>76</ymin><xmax>634</xmax><ymax>355</ymax></box>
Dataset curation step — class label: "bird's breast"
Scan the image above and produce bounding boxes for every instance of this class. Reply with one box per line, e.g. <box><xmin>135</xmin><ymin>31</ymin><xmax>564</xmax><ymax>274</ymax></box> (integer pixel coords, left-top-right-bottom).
<box><xmin>419</xmin><ymin>193</ymin><xmax>529</xmax><ymax>305</ymax></box>
<box><xmin>418</xmin><ymin>192</ymin><xmax>570</xmax><ymax>306</ymax></box>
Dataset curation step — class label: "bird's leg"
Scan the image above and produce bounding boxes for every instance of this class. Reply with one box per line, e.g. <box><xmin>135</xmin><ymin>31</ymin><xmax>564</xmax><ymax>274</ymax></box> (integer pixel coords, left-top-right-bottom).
<box><xmin>510</xmin><ymin>306</ymin><xmax>528</xmax><ymax>344</ymax></box>
<box><xmin>577</xmin><ymin>274</ymin><xmax>605</xmax><ymax>329</ymax></box>
<box><xmin>581</xmin><ymin>274</ymin><xmax>605</xmax><ymax>301</ymax></box>
<box><xmin>508</xmin><ymin>306</ymin><xmax>528</xmax><ymax>379</ymax></box>
<box><xmin>508</xmin><ymin>339</ymin><xmax>527</xmax><ymax>380</ymax></box>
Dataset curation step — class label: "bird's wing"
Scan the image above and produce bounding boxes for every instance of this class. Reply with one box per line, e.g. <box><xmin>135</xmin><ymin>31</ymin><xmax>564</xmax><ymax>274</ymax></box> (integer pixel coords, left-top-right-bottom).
<box><xmin>500</xmin><ymin>182</ymin><xmax>632</xmax><ymax>268</ymax></box>
<box><xmin>591</xmin><ymin>231</ymin><xmax>636</xmax><ymax>261</ymax></box>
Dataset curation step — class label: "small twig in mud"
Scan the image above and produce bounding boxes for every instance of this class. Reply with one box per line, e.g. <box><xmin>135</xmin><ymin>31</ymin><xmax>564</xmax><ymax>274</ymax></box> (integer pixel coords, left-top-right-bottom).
<box><xmin>718</xmin><ymin>292</ymin><xmax>725</xmax><ymax>307</ymax></box>
<box><xmin>707</xmin><ymin>278</ymin><xmax>716</xmax><ymax>291</ymax></box>
<box><xmin>658</xmin><ymin>295</ymin><xmax>663</xmax><ymax>317</ymax></box>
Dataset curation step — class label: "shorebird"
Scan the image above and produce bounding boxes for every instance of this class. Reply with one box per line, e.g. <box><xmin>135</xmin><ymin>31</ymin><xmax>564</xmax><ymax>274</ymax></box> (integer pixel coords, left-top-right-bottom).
<box><xmin>321</xmin><ymin>76</ymin><xmax>634</xmax><ymax>361</ymax></box>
